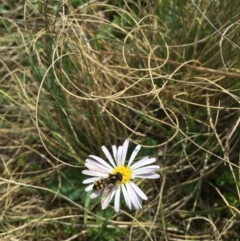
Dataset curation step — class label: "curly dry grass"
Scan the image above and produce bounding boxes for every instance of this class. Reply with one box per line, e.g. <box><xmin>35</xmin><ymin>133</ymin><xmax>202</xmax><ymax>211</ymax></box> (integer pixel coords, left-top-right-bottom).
<box><xmin>0</xmin><ymin>0</ymin><xmax>240</xmax><ymax>240</ymax></box>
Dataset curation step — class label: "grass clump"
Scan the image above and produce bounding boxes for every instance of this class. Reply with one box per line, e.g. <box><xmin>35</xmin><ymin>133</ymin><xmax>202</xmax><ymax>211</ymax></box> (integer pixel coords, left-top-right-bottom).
<box><xmin>0</xmin><ymin>0</ymin><xmax>240</xmax><ymax>240</ymax></box>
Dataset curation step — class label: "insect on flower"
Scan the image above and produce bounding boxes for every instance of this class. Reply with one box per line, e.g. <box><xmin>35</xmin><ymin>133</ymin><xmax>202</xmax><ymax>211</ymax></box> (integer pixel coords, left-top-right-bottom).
<box><xmin>92</xmin><ymin>172</ymin><xmax>123</xmax><ymax>208</ymax></box>
<box><xmin>93</xmin><ymin>172</ymin><xmax>123</xmax><ymax>191</ymax></box>
<box><xmin>82</xmin><ymin>138</ymin><xmax>160</xmax><ymax>212</ymax></box>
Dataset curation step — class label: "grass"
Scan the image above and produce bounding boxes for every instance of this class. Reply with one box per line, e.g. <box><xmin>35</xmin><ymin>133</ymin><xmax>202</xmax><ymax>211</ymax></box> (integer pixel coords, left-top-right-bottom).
<box><xmin>0</xmin><ymin>0</ymin><xmax>240</xmax><ymax>240</ymax></box>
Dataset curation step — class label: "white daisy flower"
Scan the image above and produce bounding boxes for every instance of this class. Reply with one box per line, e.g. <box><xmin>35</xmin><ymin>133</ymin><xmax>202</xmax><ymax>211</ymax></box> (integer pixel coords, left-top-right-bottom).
<box><xmin>82</xmin><ymin>138</ymin><xmax>160</xmax><ymax>213</ymax></box>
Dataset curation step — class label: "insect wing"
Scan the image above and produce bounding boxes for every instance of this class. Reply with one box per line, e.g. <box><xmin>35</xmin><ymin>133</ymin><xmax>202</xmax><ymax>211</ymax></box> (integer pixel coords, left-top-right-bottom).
<box><xmin>101</xmin><ymin>184</ymin><xmax>116</xmax><ymax>209</ymax></box>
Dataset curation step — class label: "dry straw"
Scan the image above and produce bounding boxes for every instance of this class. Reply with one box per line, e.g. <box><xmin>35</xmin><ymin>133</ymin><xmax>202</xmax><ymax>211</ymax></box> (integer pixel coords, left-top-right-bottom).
<box><xmin>0</xmin><ymin>0</ymin><xmax>240</xmax><ymax>240</ymax></box>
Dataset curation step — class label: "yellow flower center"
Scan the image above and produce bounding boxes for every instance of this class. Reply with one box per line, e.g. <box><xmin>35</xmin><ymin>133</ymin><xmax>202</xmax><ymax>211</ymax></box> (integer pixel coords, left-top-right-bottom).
<box><xmin>112</xmin><ymin>165</ymin><xmax>132</xmax><ymax>184</ymax></box>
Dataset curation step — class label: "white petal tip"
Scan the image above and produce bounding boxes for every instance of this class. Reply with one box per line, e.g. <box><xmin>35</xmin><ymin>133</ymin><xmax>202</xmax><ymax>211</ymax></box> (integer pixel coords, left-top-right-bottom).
<box><xmin>153</xmin><ymin>174</ymin><xmax>160</xmax><ymax>179</ymax></box>
<box><xmin>90</xmin><ymin>191</ymin><xmax>101</xmax><ymax>199</ymax></box>
<box><xmin>85</xmin><ymin>185</ymin><xmax>93</xmax><ymax>192</ymax></box>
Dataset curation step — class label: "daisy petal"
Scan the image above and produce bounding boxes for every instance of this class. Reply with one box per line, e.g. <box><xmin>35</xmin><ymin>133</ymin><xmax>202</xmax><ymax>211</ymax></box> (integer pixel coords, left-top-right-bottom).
<box><xmin>131</xmin><ymin>157</ymin><xmax>157</xmax><ymax>170</ymax></box>
<box><xmin>85</xmin><ymin>184</ymin><xmax>94</xmax><ymax>192</ymax></box>
<box><xmin>131</xmin><ymin>187</ymin><xmax>142</xmax><ymax>210</ymax></box>
<box><xmin>117</xmin><ymin>146</ymin><xmax>123</xmax><ymax>165</ymax></box>
<box><xmin>135</xmin><ymin>192</ymin><xmax>143</xmax><ymax>208</ymax></box>
<box><xmin>133</xmin><ymin>165</ymin><xmax>160</xmax><ymax>175</ymax></box>
<box><xmin>122</xmin><ymin>184</ymin><xmax>131</xmax><ymax>210</ymax></box>
<box><xmin>129</xmin><ymin>182</ymin><xmax>148</xmax><ymax>200</ymax></box>
<box><xmin>82</xmin><ymin>170</ymin><xmax>98</xmax><ymax>177</ymax></box>
<box><xmin>102</xmin><ymin>145</ymin><xmax>116</xmax><ymax>167</ymax></box>
<box><xmin>82</xmin><ymin>168</ymin><xmax>107</xmax><ymax>178</ymax></box>
<box><xmin>126</xmin><ymin>183</ymin><xmax>141</xmax><ymax>210</ymax></box>
<box><xmin>85</xmin><ymin>159</ymin><xmax>110</xmax><ymax>171</ymax></box>
<box><xmin>85</xmin><ymin>162</ymin><xmax>109</xmax><ymax>175</ymax></box>
<box><xmin>135</xmin><ymin>173</ymin><xmax>160</xmax><ymax>179</ymax></box>
<box><xmin>114</xmin><ymin>186</ymin><xmax>121</xmax><ymax>213</ymax></box>
<box><xmin>89</xmin><ymin>155</ymin><xmax>113</xmax><ymax>170</ymax></box>
<box><xmin>121</xmin><ymin>139</ymin><xmax>129</xmax><ymax>166</ymax></box>
<box><xmin>128</xmin><ymin>144</ymin><xmax>141</xmax><ymax>167</ymax></box>
<box><xmin>83</xmin><ymin>177</ymin><xmax>98</xmax><ymax>184</ymax></box>
<box><xmin>90</xmin><ymin>190</ymin><xmax>101</xmax><ymax>199</ymax></box>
